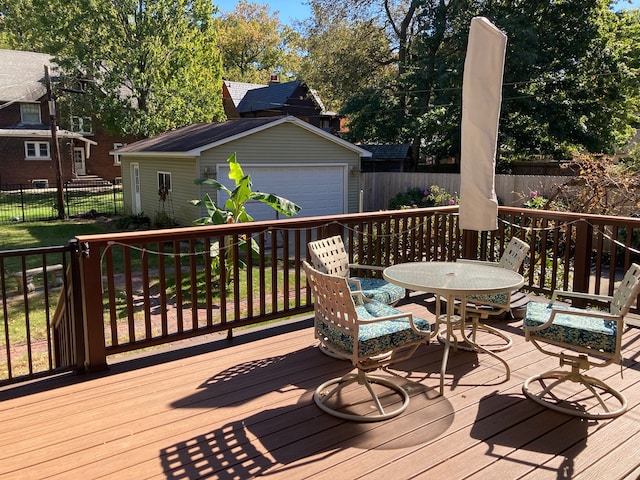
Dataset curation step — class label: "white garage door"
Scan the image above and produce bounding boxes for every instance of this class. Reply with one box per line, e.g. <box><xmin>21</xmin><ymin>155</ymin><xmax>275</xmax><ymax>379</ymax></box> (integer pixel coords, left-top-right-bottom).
<box><xmin>216</xmin><ymin>164</ymin><xmax>347</xmax><ymax>221</ymax></box>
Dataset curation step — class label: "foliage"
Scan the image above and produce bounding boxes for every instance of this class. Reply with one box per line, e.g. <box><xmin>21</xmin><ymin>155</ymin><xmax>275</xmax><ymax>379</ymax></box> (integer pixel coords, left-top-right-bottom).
<box><xmin>522</xmin><ymin>191</ymin><xmax>549</xmax><ymax>210</ymax></box>
<box><xmin>216</xmin><ymin>1</ymin><xmax>301</xmax><ymax>83</ymax></box>
<box><xmin>549</xmin><ymin>153</ymin><xmax>640</xmax><ymax>216</ymax></box>
<box><xmin>1</xmin><ymin>0</ymin><xmax>225</xmax><ymax>137</ymax></box>
<box><xmin>116</xmin><ymin>213</ymin><xmax>151</xmax><ymax>231</ymax></box>
<box><xmin>191</xmin><ymin>153</ymin><xmax>301</xmax><ymax>285</ymax></box>
<box><xmin>298</xmin><ymin>1</ymin><xmax>394</xmax><ymax>113</ymax></box>
<box><xmin>388</xmin><ymin>185</ymin><xmax>459</xmax><ymax>210</ymax></box>
<box><xmin>300</xmin><ymin>0</ymin><xmax>640</xmax><ymax>166</ymax></box>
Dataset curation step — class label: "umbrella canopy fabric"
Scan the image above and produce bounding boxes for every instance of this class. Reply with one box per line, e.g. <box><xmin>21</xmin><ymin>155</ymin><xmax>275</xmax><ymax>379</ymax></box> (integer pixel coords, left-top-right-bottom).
<box><xmin>459</xmin><ymin>17</ymin><xmax>507</xmax><ymax>232</ymax></box>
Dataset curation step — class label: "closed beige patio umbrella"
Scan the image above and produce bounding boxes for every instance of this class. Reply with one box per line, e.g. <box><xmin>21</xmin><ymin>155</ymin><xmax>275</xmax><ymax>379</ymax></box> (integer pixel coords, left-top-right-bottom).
<box><xmin>459</xmin><ymin>17</ymin><xmax>507</xmax><ymax>232</ymax></box>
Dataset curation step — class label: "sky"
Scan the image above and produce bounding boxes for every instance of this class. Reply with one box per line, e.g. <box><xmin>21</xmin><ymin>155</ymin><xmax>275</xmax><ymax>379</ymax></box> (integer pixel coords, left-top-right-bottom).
<box><xmin>214</xmin><ymin>0</ymin><xmax>310</xmax><ymax>26</ymax></box>
<box><xmin>213</xmin><ymin>0</ymin><xmax>639</xmax><ymax>26</ymax></box>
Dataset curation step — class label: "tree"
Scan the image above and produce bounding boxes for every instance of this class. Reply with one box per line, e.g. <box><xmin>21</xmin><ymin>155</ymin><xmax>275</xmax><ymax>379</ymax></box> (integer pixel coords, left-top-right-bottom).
<box><xmin>301</xmin><ymin>0</ymin><xmax>640</xmax><ymax>167</ymax></box>
<box><xmin>0</xmin><ymin>0</ymin><xmax>225</xmax><ymax>137</ymax></box>
<box><xmin>216</xmin><ymin>1</ymin><xmax>301</xmax><ymax>83</ymax></box>
<box><xmin>299</xmin><ymin>1</ymin><xmax>395</xmax><ymax>112</ymax></box>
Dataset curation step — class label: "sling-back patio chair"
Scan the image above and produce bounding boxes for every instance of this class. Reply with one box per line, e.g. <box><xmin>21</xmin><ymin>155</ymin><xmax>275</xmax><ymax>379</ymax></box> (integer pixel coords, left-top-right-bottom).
<box><xmin>453</xmin><ymin>236</ymin><xmax>530</xmax><ymax>352</ymax></box>
<box><xmin>523</xmin><ymin>263</ymin><xmax>640</xmax><ymax>419</ymax></box>
<box><xmin>303</xmin><ymin>261</ymin><xmax>431</xmax><ymax>422</ymax></box>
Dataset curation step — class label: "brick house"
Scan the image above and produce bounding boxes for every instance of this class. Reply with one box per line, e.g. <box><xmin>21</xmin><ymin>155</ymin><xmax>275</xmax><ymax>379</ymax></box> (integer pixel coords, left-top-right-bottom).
<box><xmin>0</xmin><ymin>49</ymin><xmax>128</xmax><ymax>186</ymax></box>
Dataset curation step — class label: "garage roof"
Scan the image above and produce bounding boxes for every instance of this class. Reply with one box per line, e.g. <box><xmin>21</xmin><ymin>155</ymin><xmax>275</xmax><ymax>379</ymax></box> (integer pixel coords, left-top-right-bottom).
<box><xmin>114</xmin><ymin>116</ymin><xmax>371</xmax><ymax>158</ymax></box>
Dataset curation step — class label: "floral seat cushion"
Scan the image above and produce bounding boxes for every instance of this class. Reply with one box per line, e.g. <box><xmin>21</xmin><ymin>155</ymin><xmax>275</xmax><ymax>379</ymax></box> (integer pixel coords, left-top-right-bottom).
<box><xmin>466</xmin><ymin>292</ymin><xmax>508</xmax><ymax>306</ymax></box>
<box><xmin>524</xmin><ymin>301</ymin><xmax>618</xmax><ymax>353</ymax></box>
<box><xmin>350</xmin><ymin>277</ymin><xmax>405</xmax><ymax>305</ymax></box>
<box><xmin>317</xmin><ymin>301</ymin><xmax>431</xmax><ymax>358</ymax></box>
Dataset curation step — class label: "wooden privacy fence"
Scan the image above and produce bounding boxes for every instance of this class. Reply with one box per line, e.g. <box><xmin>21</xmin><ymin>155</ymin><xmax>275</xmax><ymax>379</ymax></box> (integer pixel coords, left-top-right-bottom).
<box><xmin>361</xmin><ymin>172</ymin><xmax>572</xmax><ymax>211</ymax></box>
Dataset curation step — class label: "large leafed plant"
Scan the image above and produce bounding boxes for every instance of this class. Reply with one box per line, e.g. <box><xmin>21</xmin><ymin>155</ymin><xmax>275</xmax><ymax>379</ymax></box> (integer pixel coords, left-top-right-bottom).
<box><xmin>191</xmin><ymin>153</ymin><xmax>301</xmax><ymax>286</ymax></box>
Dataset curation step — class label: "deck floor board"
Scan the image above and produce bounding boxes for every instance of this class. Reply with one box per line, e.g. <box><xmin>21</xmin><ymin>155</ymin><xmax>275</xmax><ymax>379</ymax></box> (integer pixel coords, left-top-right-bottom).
<box><xmin>2</xmin><ymin>294</ymin><xmax>640</xmax><ymax>479</ymax></box>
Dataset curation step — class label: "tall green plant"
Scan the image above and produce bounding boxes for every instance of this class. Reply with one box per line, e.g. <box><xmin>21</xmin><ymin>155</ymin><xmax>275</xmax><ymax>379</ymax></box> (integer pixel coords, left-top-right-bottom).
<box><xmin>191</xmin><ymin>153</ymin><xmax>301</xmax><ymax>285</ymax></box>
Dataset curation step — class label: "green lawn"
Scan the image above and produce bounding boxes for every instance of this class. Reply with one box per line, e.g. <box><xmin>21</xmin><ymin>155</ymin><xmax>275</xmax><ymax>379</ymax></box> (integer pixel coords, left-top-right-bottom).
<box><xmin>0</xmin><ymin>219</ymin><xmax>113</xmax><ymax>250</ymax></box>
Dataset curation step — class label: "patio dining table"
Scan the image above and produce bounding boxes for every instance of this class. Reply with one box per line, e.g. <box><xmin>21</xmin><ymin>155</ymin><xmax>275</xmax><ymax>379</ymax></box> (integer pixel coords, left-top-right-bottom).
<box><xmin>383</xmin><ymin>261</ymin><xmax>524</xmax><ymax>395</ymax></box>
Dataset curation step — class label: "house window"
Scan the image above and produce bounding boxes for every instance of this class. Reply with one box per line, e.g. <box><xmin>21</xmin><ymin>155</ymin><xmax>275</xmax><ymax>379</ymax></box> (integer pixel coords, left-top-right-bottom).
<box><xmin>20</xmin><ymin>104</ymin><xmax>42</xmax><ymax>124</ymax></box>
<box><xmin>111</xmin><ymin>143</ymin><xmax>123</xmax><ymax>165</ymax></box>
<box><xmin>24</xmin><ymin>141</ymin><xmax>50</xmax><ymax>159</ymax></box>
<box><xmin>158</xmin><ymin>171</ymin><xmax>172</xmax><ymax>194</ymax></box>
<box><xmin>71</xmin><ymin>116</ymin><xmax>93</xmax><ymax>134</ymax></box>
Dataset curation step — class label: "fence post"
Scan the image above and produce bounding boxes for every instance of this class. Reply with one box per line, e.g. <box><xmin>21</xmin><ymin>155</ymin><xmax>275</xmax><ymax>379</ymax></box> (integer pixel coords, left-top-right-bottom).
<box><xmin>20</xmin><ymin>185</ymin><xmax>25</xmax><ymax>222</ymax></box>
<box><xmin>572</xmin><ymin>219</ymin><xmax>593</xmax><ymax>296</ymax></box>
<box><xmin>78</xmin><ymin>240</ymin><xmax>108</xmax><ymax>371</ymax></box>
<box><xmin>64</xmin><ymin>181</ymin><xmax>70</xmax><ymax>219</ymax></box>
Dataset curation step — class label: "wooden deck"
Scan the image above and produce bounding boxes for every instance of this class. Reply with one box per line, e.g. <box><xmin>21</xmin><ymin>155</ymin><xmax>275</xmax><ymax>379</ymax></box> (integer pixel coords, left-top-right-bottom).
<box><xmin>2</xmin><ymin>293</ymin><xmax>640</xmax><ymax>479</ymax></box>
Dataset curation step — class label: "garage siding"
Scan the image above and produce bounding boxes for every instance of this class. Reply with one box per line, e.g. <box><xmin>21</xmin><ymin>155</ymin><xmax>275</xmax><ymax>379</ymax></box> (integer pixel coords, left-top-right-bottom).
<box><xmin>122</xmin><ymin>156</ymin><xmax>199</xmax><ymax>224</ymax></box>
<box><xmin>197</xmin><ymin>122</ymin><xmax>362</xmax><ymax>214</ymax></box>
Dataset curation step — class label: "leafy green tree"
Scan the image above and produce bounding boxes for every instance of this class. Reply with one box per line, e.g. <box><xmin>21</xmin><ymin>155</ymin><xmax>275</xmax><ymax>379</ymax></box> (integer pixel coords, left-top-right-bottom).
<box><xmin>216</xmin><ymin>1</ymin><xmax>301</xmax><ymax>83</ymax></box>
<box><xmin>299</xmin><ymin>1</ymin><xmax>395</xmax><ymax>112</ymax></box>
<box><xmin>1</xmin><ymin>0</ymin><xmax>225</xmax><ymax>137</ymax></box>
<box><xmin>301</xmin><ymin>0</ymin><xmax>640</xmax><ymax>167</ymax></box>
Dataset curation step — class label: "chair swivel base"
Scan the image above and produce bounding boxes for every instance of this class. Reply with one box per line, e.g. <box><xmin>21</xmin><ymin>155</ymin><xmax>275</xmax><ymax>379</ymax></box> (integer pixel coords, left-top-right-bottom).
<box><xmin>523</xmin><ymin>369</ymin><xmax>627</xmax><ymax>420</ymax></box>
<box><xmin>314</xmin><ymin>371</ymin><xmax>410</xmax><ymax>422</ymax></box>
<box><xmin>436</xmin><ymin>322</ymin><xmax>513</xmax><ymax>353</ymax></box>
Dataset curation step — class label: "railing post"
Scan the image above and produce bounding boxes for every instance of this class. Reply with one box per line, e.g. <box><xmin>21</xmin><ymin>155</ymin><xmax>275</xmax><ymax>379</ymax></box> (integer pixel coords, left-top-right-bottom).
<box><xmin>69</xmin><ymin>240</ymin><xmax>87</xmax><ymax>371</ymax></box>
<box><xmin>572</xmin><ymin>219</ymin><xmax>593</xmax><ymax>295</ymax></box>
<box><xmin>78</xmin><ymin>240</ymin><xmax>108</xmax><ymax>371</ymax></box>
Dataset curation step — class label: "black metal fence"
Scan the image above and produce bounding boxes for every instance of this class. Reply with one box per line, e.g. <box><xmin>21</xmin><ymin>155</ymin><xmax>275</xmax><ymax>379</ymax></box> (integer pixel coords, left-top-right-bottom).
<box><xmin>0</xmin><ymin>181</ymin><xmax>123</xmax><ymax>223</ymax></box>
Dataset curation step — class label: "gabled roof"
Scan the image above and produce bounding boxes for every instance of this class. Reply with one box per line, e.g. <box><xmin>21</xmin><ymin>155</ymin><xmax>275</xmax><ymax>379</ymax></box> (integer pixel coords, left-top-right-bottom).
<box><xmin>236</xmin><ymin>80</ymin><xmax>333</xmax><ymax>115</ymax></box>
<box><xmin>223</xmin><ymin>80</ymin><xmax>264</xmax><ymax>107</ymax></box>
<box><xmin>0</xmin><ymin>49</ymin><xmax>56</xmax><ymax>102</ymax></box>
<box><xmin>361</xmin><ymin>144</ymin><xmax>412</xmax><ymax>159</ymax></box>
<box><xmin>114</xmin><ymin>116</ymin><xmax>372</xmax><ymax>157</ymax></box>
<box><xmin>237</xmin><ymin>80</ymin><xmax>302</xmax><ymax>114</ymax></box>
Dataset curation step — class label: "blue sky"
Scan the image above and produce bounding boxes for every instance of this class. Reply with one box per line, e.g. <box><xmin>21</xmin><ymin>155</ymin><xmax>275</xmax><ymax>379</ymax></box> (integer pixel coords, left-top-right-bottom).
<box><xmin>214</xmin><ymin>0</ymin><xmax>310</xmax><ymax>25</ymax></box>
<box><xmin>213</xmin><ymin>0</ymin><xmax>638</xmax><ymax>26</ymax></box>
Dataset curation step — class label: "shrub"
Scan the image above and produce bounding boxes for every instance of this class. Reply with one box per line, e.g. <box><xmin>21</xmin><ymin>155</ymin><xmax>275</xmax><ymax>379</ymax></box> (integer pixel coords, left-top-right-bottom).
<box><xmin>388</xmin><ymin>185</ymin><xmax>459</xmax><ymax>210</ymax></box>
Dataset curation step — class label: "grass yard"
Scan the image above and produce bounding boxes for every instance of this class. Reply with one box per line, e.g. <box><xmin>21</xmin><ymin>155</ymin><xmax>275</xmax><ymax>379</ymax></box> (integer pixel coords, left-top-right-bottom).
<box><xmin>0</xmin><ymin>186</ymin><xmax>122</xmax><ymax>223</ymax></box>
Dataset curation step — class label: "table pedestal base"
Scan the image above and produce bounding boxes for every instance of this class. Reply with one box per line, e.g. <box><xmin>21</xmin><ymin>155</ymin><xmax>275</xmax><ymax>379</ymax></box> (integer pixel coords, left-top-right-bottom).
<box><xmin>436</xmin><ymin>312</ymin><xmax>511</xmax><ymax>395</ymax></box>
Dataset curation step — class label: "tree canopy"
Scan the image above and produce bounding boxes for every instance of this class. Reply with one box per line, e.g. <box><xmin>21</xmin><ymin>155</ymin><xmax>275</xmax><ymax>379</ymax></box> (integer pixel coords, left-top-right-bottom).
<box><xmin>216</xmin><ymin>1</ymin><xmax>301</xmax><ymax>83</ymax></box>
<box><xmin>300</xmin><ymin>0</ymin><xmax>640</xmax><ymax>168</ymax></box>
<box><xmin>0</xmin><ymin>0</ymin><xmax>225</xmax><ymax>137</ymax></box>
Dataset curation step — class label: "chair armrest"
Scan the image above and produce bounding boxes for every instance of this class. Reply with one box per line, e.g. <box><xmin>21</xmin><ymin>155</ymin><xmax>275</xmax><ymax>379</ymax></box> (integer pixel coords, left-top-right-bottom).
<box><xmin>551</xmin><ymin>290</ymin><xmax>613</xmax><ymax>305</ymax></box>
<box><xmin>357</xmin><ymin>310</ymin><xmax>431</xmax><ymax>336</ymax></box>
<box><xmin>348</xmin><ymin>263</ymin><xmax>385</xmax><ymax>272</ymax></box>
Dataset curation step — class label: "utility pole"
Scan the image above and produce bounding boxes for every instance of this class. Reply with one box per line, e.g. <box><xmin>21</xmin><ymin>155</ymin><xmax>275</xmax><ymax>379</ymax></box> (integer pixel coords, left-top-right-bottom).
<box><xmin>45</xmin><ymin>65</ymin><xmax>66</xmax><ymax>220</ymax></box>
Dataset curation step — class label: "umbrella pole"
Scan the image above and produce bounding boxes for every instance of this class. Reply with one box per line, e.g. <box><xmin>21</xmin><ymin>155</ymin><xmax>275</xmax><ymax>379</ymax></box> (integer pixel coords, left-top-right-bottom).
<box><xmin>462</xmin><ymin>230</ymin><xmax>479</xmax><ymax>260</ymax></box>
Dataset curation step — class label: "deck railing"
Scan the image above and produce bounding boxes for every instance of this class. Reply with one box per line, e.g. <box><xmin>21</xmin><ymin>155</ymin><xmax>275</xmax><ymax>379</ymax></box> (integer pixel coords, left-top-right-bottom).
<box><xmin>1</xmin><ymin>206</ymin><xmax>639</xmax><ymax>385</ymax></box>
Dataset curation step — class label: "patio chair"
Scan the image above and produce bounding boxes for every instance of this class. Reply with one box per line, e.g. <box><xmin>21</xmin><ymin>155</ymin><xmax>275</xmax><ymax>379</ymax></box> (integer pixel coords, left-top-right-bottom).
<box><xmin>454</xmin><ymin>236</ymin><xmax>530</xmax><ymax>352</ymax></box>
<box><xmin>307</xmin><ymin>235</ymin><xmax>405</xmax><ymax>306</ymax></box>
<box><xmin>523</xmin><ymin>263</ymin><xmax>640</xmax><ymax>419</ymax></box>
<box><xmin>303</xmin><ymin>261</ymin><xmax>431</xmax><ymax>422</ymax></box>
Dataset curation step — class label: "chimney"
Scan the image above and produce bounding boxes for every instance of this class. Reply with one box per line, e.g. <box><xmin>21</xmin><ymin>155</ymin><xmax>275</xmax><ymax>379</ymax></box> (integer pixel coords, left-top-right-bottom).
<box><xmin>269</xmin><ymin>74</ymin><xmax>279</xmax><ymax>85</ymax></box>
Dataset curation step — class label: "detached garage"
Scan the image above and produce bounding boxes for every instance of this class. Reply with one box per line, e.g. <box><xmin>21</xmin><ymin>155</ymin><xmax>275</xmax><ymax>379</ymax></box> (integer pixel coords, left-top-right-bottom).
<box><xmin>115</xmin><ymin>116</ymin><xmax>371</xmax><ymax>225</ymax></box>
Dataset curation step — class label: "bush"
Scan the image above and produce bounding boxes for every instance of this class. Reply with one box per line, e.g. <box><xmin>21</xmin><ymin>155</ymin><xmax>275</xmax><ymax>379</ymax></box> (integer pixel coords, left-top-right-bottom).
<box><xmin>388</xmin><ymin>185</ymin><xmax>459</xmax><ymax>210</ymax></box>
<box><xmin>116</xmin><ymin>212</ymin><xmax>151</xmax><ymax>230</ymax></box>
